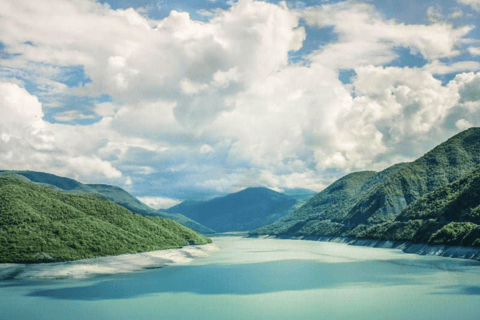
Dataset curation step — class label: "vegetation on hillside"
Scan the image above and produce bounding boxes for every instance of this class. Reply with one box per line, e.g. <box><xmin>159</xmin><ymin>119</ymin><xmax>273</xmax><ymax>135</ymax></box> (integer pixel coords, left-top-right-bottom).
<box><xmin>251</xmin><ymin>171</ymin><xmax>377</xmax><ymax>236</ymax></box>
<box><xmin>88</xmin><ymin>184</ymin><xmax>215</xmax><ymax>234</ymax></box>
<box><xmin>0</xmin><ymin>177</ymin><xmax>211</xmax><ymax>263</ymax></box>
<box><xmin>351</xmin><ymin>165</ymin><xmax>480</xmax><ymax>247</ymax></box>
<box><xmin>252</xmin><ymin>128</ymin><xmax>480</xmax><ymax>248</ymax></box>
<box><xmin>5</xmin><ymin>170</ymin><xmax>214</xmax><ymax>234</ymax></box>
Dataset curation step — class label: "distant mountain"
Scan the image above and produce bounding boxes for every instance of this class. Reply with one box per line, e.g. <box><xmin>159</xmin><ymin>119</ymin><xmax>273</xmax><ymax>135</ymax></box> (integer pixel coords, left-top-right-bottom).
<box><xmin>252</xmin><ymin>127</ymin><xmax>480</xmax><ymax>248</ymax></box>
<box><xmin>282</xmin><ymin>188</ymin><xmax>317</xmax><ymax>202</ymax></box>
<box><xmin>352</xmin><ymin>165</ymin><xmax>480</xmax><ymax>247</ymax></box>
<box><xmin>0</xmin><ymin>176</ymin><xmax>211</xmax><ymax>263</ymax></box>
<box><xmin>7</xmin><ymin>170</ymin><xmax>214</xmax><ymax>234</ymax></box>
<box><xmin>165</xmin><ymin>187</ymin><xmax>297</xmax><ymax>232</ymax></box>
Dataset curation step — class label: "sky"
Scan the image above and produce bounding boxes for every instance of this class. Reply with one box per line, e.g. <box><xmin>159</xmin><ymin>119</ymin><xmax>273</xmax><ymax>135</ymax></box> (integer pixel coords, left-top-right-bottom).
<box><xmin>1</xmin><ymin>0</ymin><xmax>480</xmax><ymax>209</ymax></box>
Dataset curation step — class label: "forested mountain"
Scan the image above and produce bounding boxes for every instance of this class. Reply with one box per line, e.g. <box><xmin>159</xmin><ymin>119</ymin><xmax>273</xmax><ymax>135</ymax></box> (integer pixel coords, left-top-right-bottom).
<box><xmin>351</xmin><ymin>165</ymin><xmax>480</xmax><ymax>247</ymax></box>
<box><xmin>0</xmin><ymin>176</ymin><xmax>211</xmax><ymax>263</ymax></box>
<box><xmin>3</xmin><ymin>171</ymin><xmax>214</xmax><ymax>234</ymax></box>
<box><xmin>252</xmin><ymin>127</ymin><xmax>480</xmax><ymax>247</ymax></box>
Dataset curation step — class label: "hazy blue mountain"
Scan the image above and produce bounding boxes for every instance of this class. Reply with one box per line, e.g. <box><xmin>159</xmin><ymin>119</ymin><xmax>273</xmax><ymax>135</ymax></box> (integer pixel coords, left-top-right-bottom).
<box><xmin>283</xmin><ymin>188</ymin><xmax>317</xmax><ymax>202</ymax></box>
<box><xmin>0</xmin><ymin>176</ymin><xmax>211</xmax><ymax>263</ymax></box>
<box><xmin>253</xmin><ymin>127</ymin><xmax>480</xmax><ymax>247</ymax></box>
<box><xmin>8</xmin><ymin>170</ymin><xmax>214</xmax><ymax>234</ymax></box>
<box><xmin>165</xmin><ymin>187</ymin><xmax>297</xmax><ymax>232</ymax></box>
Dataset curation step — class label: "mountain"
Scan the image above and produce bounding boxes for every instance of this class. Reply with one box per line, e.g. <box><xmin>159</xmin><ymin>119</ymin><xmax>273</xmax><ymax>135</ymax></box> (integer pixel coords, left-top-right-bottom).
<box><xmin>87</xmin><ymin>184</ymin><xmax>215</xmax><ymax>235</ymax></box>
<box><xmin>0</xmin><ymin>176</ymin><xmax>211</xmax><ymax>263</ymax></box>
<box><xmin>282</xmin><ymin>188</ymin><xmax>317</xmax><ymax>202</ymax></box>
<box><xmin>252</xmin><ymin>171</ymin><xmax>377</xmax><ymax>236</ymax></box>
<box><xmin>5</xmin><ymin>171</ymin><xmax>214</xmax><ymax>234</ymax></box>
<box><xmin>351</xmin><ymin>165</ymin><xmax>480</xmax><ymax>247</ymax></box>
<box><xmin>252</xmin><ymin>127</ymin><xmax>480</xmax><ymax>246</ymax></box>
<box><xmin>165</xmin><ymin>187</ymin><xmax>297</xmax><ymax>232</ymax></box>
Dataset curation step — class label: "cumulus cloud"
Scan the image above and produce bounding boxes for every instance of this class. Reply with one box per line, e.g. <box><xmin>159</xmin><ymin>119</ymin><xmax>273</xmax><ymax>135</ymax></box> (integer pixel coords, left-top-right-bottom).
<box><xmin>0</xmin><ymin>0</ymin><xmax>479</xmax><ymax>199</ymax></box>
<box><xmin>423</xmin><ymin>61</ymin><xmax>480</xmax><ymax>74</ymax></box>
<box><xmin>0</xmin><ymin>82</ymin><xmax>122</xmax><ymax>180</ymax></box>
<box><xmin>469</xmin><ymin>47</ymin><xmax>480</xmax><ymax>56</ymax></box>
<box><xmin>302</xmin><ymin>2</ymin><xmax>471</xmax><ymax>69</ymax></box>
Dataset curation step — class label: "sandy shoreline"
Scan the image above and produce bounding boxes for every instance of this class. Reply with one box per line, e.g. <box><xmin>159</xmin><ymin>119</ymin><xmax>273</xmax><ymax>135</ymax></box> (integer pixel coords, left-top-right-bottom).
<box><xmin>0</xmin><ymin>243</ymin><xmax>219</xmax><ymax>280</ymax></box>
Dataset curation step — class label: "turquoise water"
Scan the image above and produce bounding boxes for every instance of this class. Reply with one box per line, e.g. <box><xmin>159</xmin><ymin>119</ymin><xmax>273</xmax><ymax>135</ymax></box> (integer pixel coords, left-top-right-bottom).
<box><xmin>2</xmin><ymin>237</ymin><xmax>480</xmax><ymax>320</ymax></box>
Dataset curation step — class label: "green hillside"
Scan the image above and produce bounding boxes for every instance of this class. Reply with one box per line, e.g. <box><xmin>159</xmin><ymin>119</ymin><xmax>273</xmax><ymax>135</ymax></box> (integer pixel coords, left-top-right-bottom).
<box><xmin>87</xmin><ymin>184</ymin><xmax>215</xmax><ymax>234</ymax></box>
<box><xmin>351</xmin><ymin>165</ymin><xmax>480</xmax><ymax>247</ymax></box>
<box><xmin>252</xmin><ymin>171</ymin><xmax>376</xmax><ymax>236</ymax></box>
<box><xmin>252</xmin><ymin>128</ymin><xmax>480</xmax><ymax>247</ymax></box>
<box><xmin>5</xmin><ymin>171</ymin><xmax>214</xmax><ymax>234</ymax></box>
<box><xmin>0</xmin><ymin>176</ymin><xmax>211</xmax><ymax>263</ymax></box>
<box><xmin>345</xmin><ymin>128</ymin><xmax>480</xmax><ymax>226</ymax></box>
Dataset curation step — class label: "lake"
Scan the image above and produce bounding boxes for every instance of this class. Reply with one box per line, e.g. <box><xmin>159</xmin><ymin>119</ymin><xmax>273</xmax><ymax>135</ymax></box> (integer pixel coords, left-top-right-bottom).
<box><xmin>2</xmin><ymin>236</ymin><xmax>480</xmax><ymax>320</ymax></box>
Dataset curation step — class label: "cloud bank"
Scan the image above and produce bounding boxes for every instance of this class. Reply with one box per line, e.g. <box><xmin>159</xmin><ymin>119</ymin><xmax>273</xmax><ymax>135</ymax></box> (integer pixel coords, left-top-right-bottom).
<box><xmin>0</xmin><ymin>0</ymin><xmax>480</xmax><ymax>199</ymax></box>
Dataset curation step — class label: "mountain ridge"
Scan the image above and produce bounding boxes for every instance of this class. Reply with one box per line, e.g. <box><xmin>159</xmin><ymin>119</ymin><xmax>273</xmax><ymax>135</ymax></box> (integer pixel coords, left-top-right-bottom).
<box><xmin>3</xmin><ymin>170</ymin><xmax>214</xmax><ymax>234</ymax></box>
<box><xmin>0</xmin><ymin>176</ymin><xmax>211</xmax><ymax>263</ymax></box>
<box><xmin>252</xmin><ymin>127</ymin><xmax>480</xmax><ymax>249</ymax></box>
<box><xmin>165</xmin><ymin>187</ymin><xmax>298</xmax><ymax>232</ymax></box>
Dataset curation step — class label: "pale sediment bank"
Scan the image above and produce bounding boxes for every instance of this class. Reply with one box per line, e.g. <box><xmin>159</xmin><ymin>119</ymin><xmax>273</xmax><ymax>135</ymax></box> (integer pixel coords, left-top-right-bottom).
<box><xmin>0</xmin><ymin>243</ymin><xmax>219</xmax><ymax>280</ymax></box>
<box><xmin>293</xmin><ymin>236</ymin><xmax>480</xmax><ymax>261</ymax></box>
<box><xmin>250</xmin><ymin>234</ymin><xmax>480</xmax><ymax>261</ymax></box>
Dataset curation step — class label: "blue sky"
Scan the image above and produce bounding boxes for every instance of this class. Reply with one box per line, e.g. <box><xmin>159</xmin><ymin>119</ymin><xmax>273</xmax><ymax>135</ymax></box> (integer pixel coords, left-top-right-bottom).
<box><xmin>1</xmin><ymin>0</ymin><xmax>480</xmax><ymax>208</ymax></box>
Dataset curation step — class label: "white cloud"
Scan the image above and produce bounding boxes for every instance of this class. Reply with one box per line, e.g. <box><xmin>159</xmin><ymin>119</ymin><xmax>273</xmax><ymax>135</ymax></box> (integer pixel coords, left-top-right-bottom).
<box><xmin>0</xmin><ymin>0</ymin><xmax>479</xmax><ymax>199</ymax></box>
<box><xmin>451</xmin><ymin>10</ymin><xmax>464</xmax><ymax>18</ymax></box>
<box><xmin>94</xmin><ymin>102</ymin><xmax>118</xmax><ymax>117</ymax></box>
<box><xmin>53</xmin><ymin>110</ymin><xmax>96</xmax><ymax>122</ymax></box>
<box><xmin>427</xmin><ymin>6</ymin><xmax>443</xmax><ymax>23</ymax></box>
<box><xmin>423</xmin><ymin>60</ymin><xmax>480</xmax><ymax>74</ymax></box>
<box><xmin>314</xmin><ymin>66</ymin><xmax>463</xmax><ymax>170</ymax></box>
<box><xmin>0</xmin><ymin>82</ymin><xmax>122</xmax><ymax>181</ymax></box>
<box><xmin>457</xmin><ymin>0</ymin><xmax>480</xmax><ymax>11</ymax></box>
<box><xmin>456</xmin><ymin>119</ymin><xmax>473</xmax><ymax>130</ymax></box>
<box><xmin>302</xmin><ymin>2</ymin><xmax>471</xmax><ymax>69</ymax></box>
<box><xmin>469</xmin><ymin>47</ymin><xmax>480</xmax><ymax>56</ymax></box>
<box><xmin>65</xmin><ymin>156</ymin><xmax>121</xmax><ymax>179</ymax></box>
<box><xmin>138</xmin><ymin>196</ymin><xmax>181</xmax><ymax>209</ymax></box>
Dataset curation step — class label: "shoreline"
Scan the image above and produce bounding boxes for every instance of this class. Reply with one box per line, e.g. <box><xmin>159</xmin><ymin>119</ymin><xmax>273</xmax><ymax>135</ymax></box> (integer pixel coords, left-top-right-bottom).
<box><xmin>251</xmin><ymin>234</ymin><xmax>480</xmax><ymax>261</ymax></box>
<box><xmin>0</xmin><ymin>243</ymin><xmax>219</xmax><ymax>280</ymax></box>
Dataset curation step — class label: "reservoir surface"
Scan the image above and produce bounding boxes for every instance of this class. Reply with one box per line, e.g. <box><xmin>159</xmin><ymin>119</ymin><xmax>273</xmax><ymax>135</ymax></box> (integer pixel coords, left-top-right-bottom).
<box><xmin>2</xmin><ymin>236</ymin><xmax>480</xmax><ymax>320</ymax></box>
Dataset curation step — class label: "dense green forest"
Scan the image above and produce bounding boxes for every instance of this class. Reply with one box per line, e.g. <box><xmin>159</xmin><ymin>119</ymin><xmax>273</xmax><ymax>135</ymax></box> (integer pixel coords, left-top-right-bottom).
<box><xmin>4</xmin><ymin>170</ymin><xmax>214</xmax><ymax>234</ymax></box>
<box><xmin>350</xmin><ymin>165</ymin><xmax>480</xmax><ymax>247</ymax></box>
<box><xmin>0</xmin><ymin>176</ymin><xmax>211</xmax><ymax>263</ymax></box>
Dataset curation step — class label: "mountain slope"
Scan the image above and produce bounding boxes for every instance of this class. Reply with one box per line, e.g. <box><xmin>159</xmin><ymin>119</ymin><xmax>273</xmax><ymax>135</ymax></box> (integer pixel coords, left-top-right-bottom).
<box><xmin>345</xmin><ymin>127</ymin><xmax>480</xmax><ymax>226</ymax></box>
<box><xmin>253</xmin><ymin>127</ymin><xmax>480</xmax><ymax>240</ymax></box>
<box><xmin>351</xmin><ymin>165</ymin><xmax>480</xmax><ymax>247</ymax></box>
<box><xmin>252</xmin><ymin>171</ymin><xmax>377</xmax><ymax>236</ymax></box>
<box><xmin>0</xmin><ymin>176</ymin><xmax>211</xmax><ymax>263</ymax></box>
<box><xmin>165</xmin><ymin>187</ymin><xmax>297</xmax><ymax>232</ymax></box>
<box><xmin>6</xmin><ymin>171</ymin><xmax>213</xmax><ymax>234</ymax></box>
<box><xmin>87</xmin><ymin>184</ymin><xmax>215</xmax><ymax>234</ymax></box>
